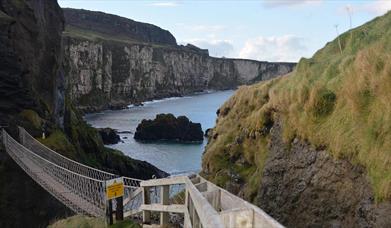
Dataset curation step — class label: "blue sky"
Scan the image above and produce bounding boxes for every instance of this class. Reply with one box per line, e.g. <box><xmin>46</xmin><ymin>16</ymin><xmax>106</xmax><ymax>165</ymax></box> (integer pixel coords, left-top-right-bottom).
<box><xmin>58</xmin><ymin>0</ymin><xmax>391</xmax><ymax>62</ymax></box>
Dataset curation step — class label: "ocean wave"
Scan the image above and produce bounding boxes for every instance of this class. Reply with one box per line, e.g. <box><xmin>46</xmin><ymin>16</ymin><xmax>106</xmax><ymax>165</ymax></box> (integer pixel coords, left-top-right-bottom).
<box><xmin>126</xmin><ymin>90</ymin><xmax>232</xmax><ymax>109</ymax></box>
<box><xmin>127</xmin><ymin>96</ymin><xmax>191</xmax><ymax>108</ymax></box>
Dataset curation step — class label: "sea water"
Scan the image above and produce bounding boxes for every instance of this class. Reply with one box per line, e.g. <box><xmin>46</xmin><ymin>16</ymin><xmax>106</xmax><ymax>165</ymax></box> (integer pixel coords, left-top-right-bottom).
<box><xmin>84</xmin><ymin>90</ymin><xmax>234</xmax><ymax>174</ymax></box>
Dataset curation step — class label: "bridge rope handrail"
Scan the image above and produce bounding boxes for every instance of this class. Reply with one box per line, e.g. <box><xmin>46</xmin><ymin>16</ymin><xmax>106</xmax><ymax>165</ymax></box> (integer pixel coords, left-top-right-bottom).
<box><xmin>18</xmin><ymin>127</ymin><xmax>142</xmax><ymax>185</ymax></box>
<box><xmin>1</xmin><ymin>128</ymin><xmax>284</xmax><ymax>227</ymax></box>
<box><xmin>3</xmin><ymin>129</ymin><xmax>105</xmax><ymax>182</ymax></box>
<box><xmin>16</xmin><ymin>127</ymin><xmax>143</xmax><ymax>214</ymax></box>
<box><xmin>2</xmin><ymin>129</ymin><xmax>107</xmax><ymax>216</ymax></box>
<box><xmin>1</xmin><ymin>128</ymin><xmax>144</xmax><ymax>217</ymax></box>
<box><xmin>14</xmin><ymin>135</ymin><xmax>106</xmax><ymax>182</ymax></box>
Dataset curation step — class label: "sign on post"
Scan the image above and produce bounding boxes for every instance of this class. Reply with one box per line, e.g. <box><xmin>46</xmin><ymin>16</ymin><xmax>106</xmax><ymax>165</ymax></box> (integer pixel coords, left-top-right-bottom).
<box><xmin>106</xmin><ymin>177</ymin><xmax>124</xmax><ymax>200</ymax></box>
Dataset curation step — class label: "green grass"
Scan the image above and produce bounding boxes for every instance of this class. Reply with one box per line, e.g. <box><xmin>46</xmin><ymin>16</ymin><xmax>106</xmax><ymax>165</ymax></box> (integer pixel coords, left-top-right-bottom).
<box><xmin>63</xmin><ymin>25</ymin><xmax>206</xmax><ymax>57</ymax></box>
<box><xmin>19</xmin><ymin>109</ymin><xmax>43</xmax><ymax>129</ymax></box>
<box><xmin>203</xmin><ymin>11</ymin><xmax>391</xmax><ymax>202</ymax></box>
<box><xmin>48</xmin><ymin>215</ymin><xmax>140</xmax><ymax>228</ymax></box>
<box><xmin>38</xmin><ymin>130</ymin><xmax>78</xmax><ymax>160</ymax></box>
<box><xmin>64</xmin><ymin>25</ymin><xmax>174</xmax><ymax>50</ymax></box>
<box><xmin>110</xmin><ymin>219</ymin><xmax>141</xmax><ymax>228</ymax></box>
<box><xmin>63</xmin><ymin>25</ymin><xmax>137</xmax><ymax>43</ymax></box>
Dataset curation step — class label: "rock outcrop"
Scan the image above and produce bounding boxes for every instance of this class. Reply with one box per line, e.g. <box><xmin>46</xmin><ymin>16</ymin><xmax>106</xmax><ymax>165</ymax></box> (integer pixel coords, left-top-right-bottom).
<box><xmin>0</xmin><ymin>2</ymin><xmax>167</xmax><ymax>227</ymax></box>
<box><xmin>0</xmin><ymin>0</ymin><xmax>65</xmax><ymax>125</ymax></box>
<box><xmin>0</xmin><ymin>1</ymin><xmax>68</xmax><ymax>227</ymax></box>
<box><xmin>62</xmin><ymin>8</ymin><xmax>296</xmax><ymax>112</ymax></box>
<box><xmin>256</xmin><ymin>121</ymin><xmax>391</xmax><ymax>227</ymax></box>
<box><xmin>98</xmin><ymin>128</ymin><xmax>121</xmax><ymax>144</ymax></box>
<box><xmin>134</xmin><ymin>114</ymin><xmax>204</xmax><ymax>143</ymax></box>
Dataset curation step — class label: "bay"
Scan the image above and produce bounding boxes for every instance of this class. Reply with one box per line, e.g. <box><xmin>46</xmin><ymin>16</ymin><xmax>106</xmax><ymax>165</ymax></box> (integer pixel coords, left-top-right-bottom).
<box><xmin>84</xmin><ymin>90</ymin><xmax>234</xmax><ymax>174</ymax></box>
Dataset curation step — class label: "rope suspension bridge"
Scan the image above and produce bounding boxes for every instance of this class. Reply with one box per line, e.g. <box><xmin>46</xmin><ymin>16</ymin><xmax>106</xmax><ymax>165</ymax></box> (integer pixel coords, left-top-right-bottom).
<box><xmin>1</xmin><ymin>127</ymin><xmax>283</xmax><ymax>228</ymax></box>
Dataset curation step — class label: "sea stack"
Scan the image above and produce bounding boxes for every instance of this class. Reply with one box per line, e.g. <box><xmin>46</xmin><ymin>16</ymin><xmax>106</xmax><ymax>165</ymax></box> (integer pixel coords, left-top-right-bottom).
<box><xmin>134</xmin><ymin>114</ymin><xmax>204</xmax><ymax>143</ymax></box>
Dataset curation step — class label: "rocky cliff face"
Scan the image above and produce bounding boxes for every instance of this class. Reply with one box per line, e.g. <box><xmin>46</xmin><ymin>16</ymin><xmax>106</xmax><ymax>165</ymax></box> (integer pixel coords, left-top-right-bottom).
<box><xmin>203</xmin><ymin>90</ymin><xmax>391</xmax><ymax>227</ymax></box>
<box><xmin>202</xmin><ymin>11</ymin><xmax>391</xmax><ymax>228</ymax></box>
<box><xmin>0</xmin><ymin>0</ymin><xmax>68</xmax><ymax>227</ymax></box>
<box><xmin>63</xmin><ymin>37</ymin><xmax>295</xmax><ymax>112</ymax></box>
<box><xmin>0</xmin><ymin>0</ymin><xmax>65</xmax><ymax>125</ymax></box>
<box><xmin>0</xmin><ymin>2</ymin><xmax>167</xmax><ymax>227</ymax></box>
<box><xmin>256</xmin><ymin>121</ymin><xmax>391</xmax><ymax>227</ymax></box>
<box><xmin>62</xmin><ymin>9</ymin><xmax>295</xmax><ymax>112</ymax></box>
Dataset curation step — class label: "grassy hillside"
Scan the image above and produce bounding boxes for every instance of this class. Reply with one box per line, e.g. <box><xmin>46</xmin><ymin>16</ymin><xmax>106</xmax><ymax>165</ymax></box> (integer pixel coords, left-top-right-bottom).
<box><xmin>203</xmin><ymin>11</ymin><xmax>391</xmax><ymax>202</ymax></box>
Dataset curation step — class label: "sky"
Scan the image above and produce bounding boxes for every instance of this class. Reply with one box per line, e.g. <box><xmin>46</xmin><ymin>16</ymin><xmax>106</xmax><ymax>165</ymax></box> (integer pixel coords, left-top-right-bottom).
<box><xmin>58</xmin><ymin>0</ymin><xmax>391</xmax><ymax>62</ymax></box>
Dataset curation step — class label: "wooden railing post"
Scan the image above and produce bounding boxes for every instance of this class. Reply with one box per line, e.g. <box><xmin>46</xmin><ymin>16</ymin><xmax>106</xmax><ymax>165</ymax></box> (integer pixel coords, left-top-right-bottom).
<box><xmin>142</xmin><ymin>186</ymin><xmax>151</xmax><ymax>224</ymax></box>
<box><xmin>184</xmin><ymin>187</ymin><xmax>191</xmax><ymax>228</ymax></box>
<box><xmin>116</xmin><ymin>196</ymin><xmax>124</xmax><ymax>221</ymax></box>
<box><xmin>160</xmin><ymin>185</ymin><xmax>170</xmax><ymax>225</ymax></box>
<box><xmin>106</xmin><ymin>199</ymin><xmax>113</xmax><ymax>225</ymax></box>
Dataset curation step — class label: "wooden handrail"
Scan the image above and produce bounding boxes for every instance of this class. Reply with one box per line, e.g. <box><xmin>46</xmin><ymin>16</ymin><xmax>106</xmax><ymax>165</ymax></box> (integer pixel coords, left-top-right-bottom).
<box><xmin>140</xmin><ymin>175</ymin><xmax>187</xmax><ymax>187</ymax></box>
<box><xmin>184</xmin><ymin>177</ymin><xmax>225</xmax><ymax>228</ymax></box>
<box><xmin>127</xmin><ymin>174</ymin><xmax>284</xmax><ymax>227</ymax></box>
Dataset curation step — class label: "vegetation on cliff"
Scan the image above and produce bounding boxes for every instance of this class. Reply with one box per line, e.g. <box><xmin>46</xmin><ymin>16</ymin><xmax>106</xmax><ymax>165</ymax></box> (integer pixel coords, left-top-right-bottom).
<box><xmin>63</xmin><ymin>8</ymin><xmax>177</xmax><ymax>45</ymax></box>
<box><xmin>203</xmin><ymin>11</ymin><xmax>391</xmax><ymax>202</ymax></box>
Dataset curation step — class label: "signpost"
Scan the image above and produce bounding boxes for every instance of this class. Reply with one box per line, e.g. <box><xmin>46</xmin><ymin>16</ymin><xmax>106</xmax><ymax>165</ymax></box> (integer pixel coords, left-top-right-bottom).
<box><xmin>106</xmin><ymin>177</ymin><xmax>124</xmax><ymax>200</ymax></box>
<box><xmin>106</xmin><ymin>177</ymin><xmax>124</xmax><ymax>225</ymax></box>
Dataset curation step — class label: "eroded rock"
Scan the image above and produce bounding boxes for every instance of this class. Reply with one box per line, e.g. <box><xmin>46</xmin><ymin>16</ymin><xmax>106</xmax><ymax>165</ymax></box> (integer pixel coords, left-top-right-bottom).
<box><xmin>255</xmin><ymin>121</ymin><xmax>391</xmax><ymax>227</ymax></box>
<box><xmin>98</xmin><ymin>128</ymin><xmax>120</xmax><ymax>144</ymax></box>
<box><xmin>134</xmin><ymin>113</ymin><xmax>204</xmax><ymax>143</ymax></box>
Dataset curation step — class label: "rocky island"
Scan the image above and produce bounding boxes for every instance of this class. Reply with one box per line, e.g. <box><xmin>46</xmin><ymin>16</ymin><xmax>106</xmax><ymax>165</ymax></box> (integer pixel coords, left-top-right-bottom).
<box><xmin>134</xmin><ymin>114</ymin><xmax>204</xmax><ymax>143</ymax></box>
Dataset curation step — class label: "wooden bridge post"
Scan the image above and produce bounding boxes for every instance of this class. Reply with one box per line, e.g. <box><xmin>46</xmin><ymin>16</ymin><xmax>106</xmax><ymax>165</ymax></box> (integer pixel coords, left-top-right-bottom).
<box><xmin>142</xmin><ymin>186</ymin><xmax>151</xmax><ymax>224</ymax></box>
<box><xmin>106</xmin><ymin>199</ymin><xmax>113</xmax><ymax>225</ymax></box>
<box><xmin>184</xmin><ymin>187</ymin><xmax>191</xmax><ymax>228</ymax></box>
<box><xmin>116</xmin><ymin>196</ymin><xmax>124</xmax><ymax>221</ymax></box>
<box><xmin>160</xmin><ymin>185</ymin><xmax>170</xmax><ymax>226</ymax></box>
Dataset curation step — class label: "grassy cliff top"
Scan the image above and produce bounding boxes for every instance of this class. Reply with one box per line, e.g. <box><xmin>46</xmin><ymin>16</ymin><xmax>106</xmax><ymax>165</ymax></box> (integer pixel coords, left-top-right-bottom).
<box><xmin>62</xmin><ymin>8</ymin><xmax>177</xmax><ymax>45</ymax></box>
<box><xmin>64</xmin><ymin>25</ymin><xmax>163</xmax><ymax>47</ymax></box>
<box><xmin>63</xmin><ymin>25</ymin><xmax>212</xmax><ymax>56</ymax></box>
<box><xmin>203</xmin><ymin>11</ymin><xmax>391</xmax><ymax>201</ymax></box>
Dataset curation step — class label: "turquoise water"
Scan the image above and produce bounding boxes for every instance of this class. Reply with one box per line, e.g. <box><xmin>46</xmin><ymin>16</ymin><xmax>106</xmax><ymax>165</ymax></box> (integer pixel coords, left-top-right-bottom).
<box><xmin>84</xmin><ymin>90</ymin><xmax>234</xmax><ymax>174</ymax></box>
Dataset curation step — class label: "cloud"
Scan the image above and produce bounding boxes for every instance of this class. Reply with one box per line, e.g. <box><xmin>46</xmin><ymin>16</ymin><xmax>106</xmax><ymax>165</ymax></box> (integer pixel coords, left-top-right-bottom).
<box><xmin>354</xmin><ymin>0</ymin><xmax>391</xmax><ymax>16</ymax></box>
<box><xmin>239</xmin><ymin>35</ymin><xmax>307</xmax><ymax>62</ymax></box>
<box><xmin>263</xmin><ymin>0</ymin><xmax>322</xmax><ymax>8</ymax></box>
<box><xmin>149</xmin><ymin>2</ymin><xmax>178</xmax><ymax>7</ymax></box>
<box><xmin>182</xmin><ymin>39</ymin><xmax>234</xmax><ymax>57</ymax></box>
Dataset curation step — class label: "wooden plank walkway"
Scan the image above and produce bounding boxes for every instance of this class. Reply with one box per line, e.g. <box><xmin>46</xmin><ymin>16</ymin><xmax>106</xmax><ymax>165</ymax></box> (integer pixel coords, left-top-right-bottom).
<box><xmin>21</xmin><ymin>152</ymin><xmax>103</xmax><ymax>216</ymax></box>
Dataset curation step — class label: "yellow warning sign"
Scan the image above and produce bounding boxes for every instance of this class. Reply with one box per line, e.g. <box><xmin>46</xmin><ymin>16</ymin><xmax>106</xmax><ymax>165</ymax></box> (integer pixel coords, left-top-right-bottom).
<box><xmin>106</xmin><ymin>177</ymin><xmax>124</xmax><ymax>200</ymax></box>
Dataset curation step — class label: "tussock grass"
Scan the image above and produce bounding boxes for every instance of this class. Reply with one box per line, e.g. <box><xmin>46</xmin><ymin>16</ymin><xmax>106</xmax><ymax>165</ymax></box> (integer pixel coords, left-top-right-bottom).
<box><xmin>203</xmin><ymin>11</ymin><xmax>391</xmax><ymax>202</ymax></box>
<box><xmin>48</xmin><ymin>215</ymin><xmax>140</xmax><ymax>228</ymax></box>
<box><xmin>49</xmin><ymin>215</ymin><xmax>106</xmax><ymax>228</ymax></box>
<box><xmin>19</xmin><ymin>109</ymin><xmax>43</xmax><ymax>129</ymax></box>
<box><xmin>38</xmin><ymin>130</ymin><xmax>79</xmax><ymax>160</ymax></box>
